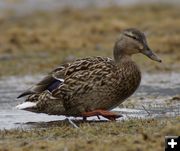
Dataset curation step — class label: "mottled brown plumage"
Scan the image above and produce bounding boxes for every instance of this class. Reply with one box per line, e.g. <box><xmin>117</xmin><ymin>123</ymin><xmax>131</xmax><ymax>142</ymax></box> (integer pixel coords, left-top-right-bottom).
<box><xmin>16</xmin><ymin>28</ymin><xmax>161</xmax><ymax>120</ymax></box>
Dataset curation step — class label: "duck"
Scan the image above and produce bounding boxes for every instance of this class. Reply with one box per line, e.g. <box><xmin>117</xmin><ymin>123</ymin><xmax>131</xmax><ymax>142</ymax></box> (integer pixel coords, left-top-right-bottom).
<box><xmin>16</xmin><ymin>28</ymin><xmax>161</xmax><ymax>120</ymax></box>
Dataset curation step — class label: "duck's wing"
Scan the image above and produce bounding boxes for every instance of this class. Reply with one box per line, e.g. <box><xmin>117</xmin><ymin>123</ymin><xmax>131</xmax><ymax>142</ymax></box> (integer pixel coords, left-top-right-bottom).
<box><xmin>52</xmin><ymin>57</ymin><xmax>116</xmax><ymax>99</ymax></box>
<box><xmin>17</xmin><ymin>57</ymin><xmax>114</xmax><ymax>99</ymax></box>
<box><xmin>17</xmin><ymin>64</ymin><xmax>69</xmax><ymax>98</ymax></box>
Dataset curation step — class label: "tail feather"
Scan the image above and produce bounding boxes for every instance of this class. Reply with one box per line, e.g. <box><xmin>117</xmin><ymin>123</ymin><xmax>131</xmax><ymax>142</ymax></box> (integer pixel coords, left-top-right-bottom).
<box><xmin>17</xmin><ymin>91</ymin><xmax>35</xmax><ymax>98</ymax></box>
<box><xmin>16</xmin><ymin>102</ymin><xmax>37</xmax><ymax>110</ymax></box>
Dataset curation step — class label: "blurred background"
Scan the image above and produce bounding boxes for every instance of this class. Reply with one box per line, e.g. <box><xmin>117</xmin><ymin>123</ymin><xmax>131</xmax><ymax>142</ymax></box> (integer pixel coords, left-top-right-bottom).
<box><xmin>0</xmin><ymin>0</ymin><xmax>180</xmax><ymax>76</ymax></box>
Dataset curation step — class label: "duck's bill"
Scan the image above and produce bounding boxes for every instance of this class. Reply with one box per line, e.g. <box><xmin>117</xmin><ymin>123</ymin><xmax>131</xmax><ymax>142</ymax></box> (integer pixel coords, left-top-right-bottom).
<box><xmin>142</xmin><ymin>49</ymin><xmax>162</xmax><ymax>63</ymax></box>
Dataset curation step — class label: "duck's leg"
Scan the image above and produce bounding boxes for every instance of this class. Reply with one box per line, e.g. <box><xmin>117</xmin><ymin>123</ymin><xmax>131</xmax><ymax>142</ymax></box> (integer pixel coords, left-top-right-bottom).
<box><xmin>82</xmin><ymin>109</ymin><xmax>122</xmax><ymax>121</ymax></box>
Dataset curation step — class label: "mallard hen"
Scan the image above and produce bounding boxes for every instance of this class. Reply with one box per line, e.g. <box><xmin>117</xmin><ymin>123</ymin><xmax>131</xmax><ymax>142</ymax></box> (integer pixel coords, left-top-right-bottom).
<box><xmin>16</xmin><ymin>28</ymin><xmax>161</xmax><ymax>120</ymax></box>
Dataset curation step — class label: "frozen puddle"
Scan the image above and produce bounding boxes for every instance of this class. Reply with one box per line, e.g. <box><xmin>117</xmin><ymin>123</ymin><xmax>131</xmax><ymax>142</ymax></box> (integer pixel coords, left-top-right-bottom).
<box><xmin>0</xmin><ymin>72</ymin><xmax>180</xmax><ymax>129</ymax></box>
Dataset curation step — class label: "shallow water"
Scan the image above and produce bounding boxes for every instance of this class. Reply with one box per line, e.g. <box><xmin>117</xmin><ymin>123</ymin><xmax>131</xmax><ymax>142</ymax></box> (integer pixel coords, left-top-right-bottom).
<box><xmin>0</xmin><ymin>72</ymin><xmax>179</xmax><ymax>129</ymax></box>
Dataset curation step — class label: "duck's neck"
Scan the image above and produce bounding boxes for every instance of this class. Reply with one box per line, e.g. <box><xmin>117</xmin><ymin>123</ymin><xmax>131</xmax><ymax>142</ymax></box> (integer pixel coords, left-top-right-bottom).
<box><xmin>113</xmin><ymin>45</ymin><xmax>132</xmax><ymax>64</ymax></box>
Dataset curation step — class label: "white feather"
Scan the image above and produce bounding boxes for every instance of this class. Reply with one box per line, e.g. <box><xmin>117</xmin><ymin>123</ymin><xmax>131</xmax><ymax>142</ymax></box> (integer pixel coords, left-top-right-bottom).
<box><xmin>52</xmin><ymin>74</ymin><xmax>64</xmax><ymax>82</ymax></box>
<box><xmin>16</xmin><ymin>102</ymin><xmax>37</xmax><ymax>110</ymax></box>
<box><xmin>59</xmin><ymin>78</ymin><xmax>64</xmax><ymax>82</ymax></box>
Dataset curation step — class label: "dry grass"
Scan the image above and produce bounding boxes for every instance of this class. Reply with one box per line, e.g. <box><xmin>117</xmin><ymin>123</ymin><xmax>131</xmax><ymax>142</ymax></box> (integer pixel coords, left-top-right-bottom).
<box><xmin>0</xmin><ymin>4</ymin><xmax>180</xmax><ymax>76</ymax></box>
<box><xmin>0</xmin><ymin>117</ymin><xmax>179</xmax><ymax>151</ymax></box>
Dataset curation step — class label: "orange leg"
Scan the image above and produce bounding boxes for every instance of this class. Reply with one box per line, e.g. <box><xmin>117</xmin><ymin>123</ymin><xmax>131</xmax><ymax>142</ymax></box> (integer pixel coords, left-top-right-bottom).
<box><xmin>82</xmin><ymin>109</ymin><xmax>122</xmax><ymax>121</ymax></box>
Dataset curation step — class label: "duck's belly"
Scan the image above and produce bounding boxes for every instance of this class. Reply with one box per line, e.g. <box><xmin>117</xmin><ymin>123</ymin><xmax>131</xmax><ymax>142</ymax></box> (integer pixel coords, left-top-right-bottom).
<box><xmin>91</xmin><ymin>81</ymin><xmax>140</xmax><ymax>110</ymax></box>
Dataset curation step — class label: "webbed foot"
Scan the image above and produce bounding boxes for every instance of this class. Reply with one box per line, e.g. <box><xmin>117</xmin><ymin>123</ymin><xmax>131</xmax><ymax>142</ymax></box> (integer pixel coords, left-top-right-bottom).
<box><xmin>82</xmin><ymin>109</ymin><xmax>122</xmax><ymax>121</ymax></box>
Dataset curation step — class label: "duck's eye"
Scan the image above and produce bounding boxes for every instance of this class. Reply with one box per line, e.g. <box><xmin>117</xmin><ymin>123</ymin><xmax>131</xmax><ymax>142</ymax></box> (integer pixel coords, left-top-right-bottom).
<box><xmin>130</xmin><ymin>35</ymin><xmax>138</xmax><ymax>40</ymax></box>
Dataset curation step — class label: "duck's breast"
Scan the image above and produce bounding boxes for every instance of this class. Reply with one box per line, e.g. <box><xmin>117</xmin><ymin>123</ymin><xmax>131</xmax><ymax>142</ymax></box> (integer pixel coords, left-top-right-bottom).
<box><xmin>115</xmin><ymin>61</ymin><xmax>141</xmax><ymax>102</ymax></box>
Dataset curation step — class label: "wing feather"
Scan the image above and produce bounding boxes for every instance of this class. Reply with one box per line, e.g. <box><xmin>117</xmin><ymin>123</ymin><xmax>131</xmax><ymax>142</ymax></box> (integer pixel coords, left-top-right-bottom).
<box><xmin>17</xmin><ymin>57</ymin><xmax>113</xmax><ymax>98</ymax></box>
<box><xmin>17</xmin><ymin>65</ymin><xmax>67</xmax><ymax>98</ymax></box>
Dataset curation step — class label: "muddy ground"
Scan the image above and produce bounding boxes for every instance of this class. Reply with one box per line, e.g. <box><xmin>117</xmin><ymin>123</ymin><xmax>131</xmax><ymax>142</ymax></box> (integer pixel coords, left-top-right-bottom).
<box><xmin>0</xmin><ymin>118</ymin><xmax>179</xmax><ymax>151</ymax></box>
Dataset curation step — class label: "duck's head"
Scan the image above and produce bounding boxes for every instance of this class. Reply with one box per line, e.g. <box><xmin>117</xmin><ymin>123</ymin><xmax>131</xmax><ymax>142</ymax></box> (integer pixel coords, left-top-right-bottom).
<box><xmin>113</xmin><ymin>28</ymin><xmax>161</xmax><ymax>63</ymax></box>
